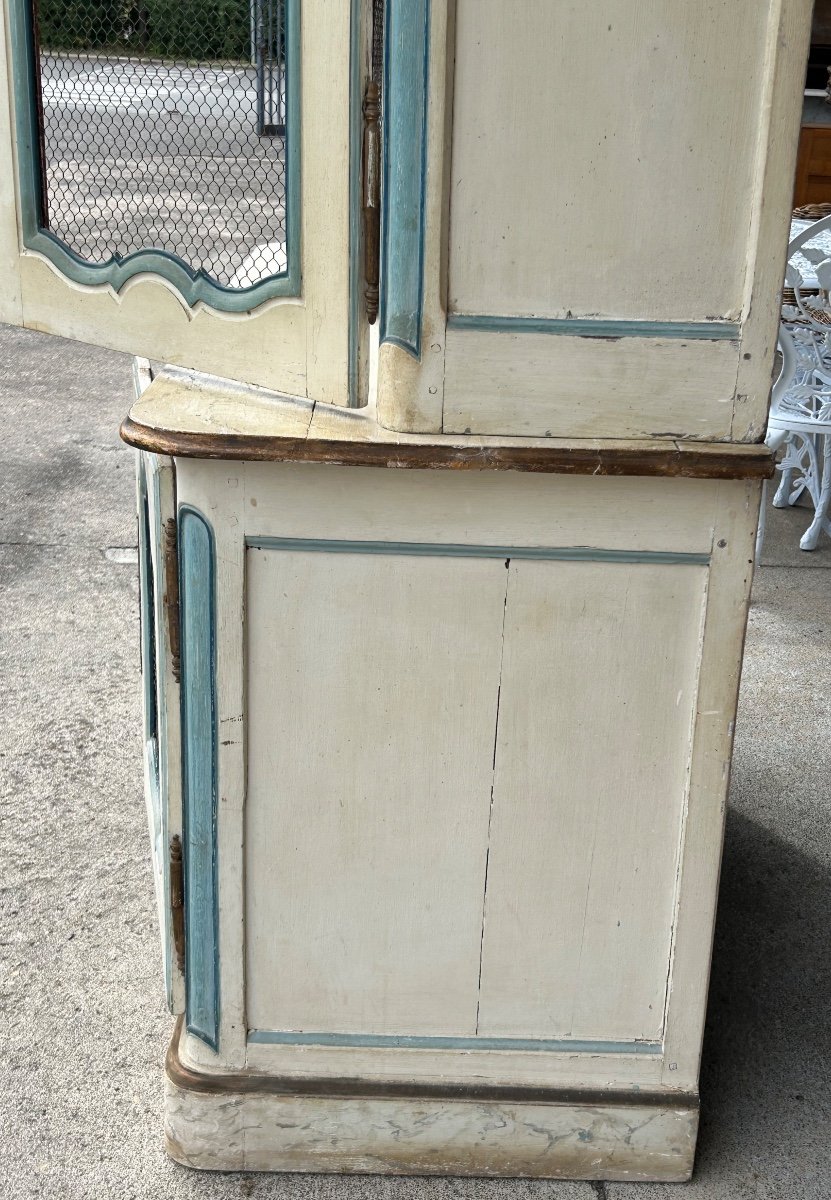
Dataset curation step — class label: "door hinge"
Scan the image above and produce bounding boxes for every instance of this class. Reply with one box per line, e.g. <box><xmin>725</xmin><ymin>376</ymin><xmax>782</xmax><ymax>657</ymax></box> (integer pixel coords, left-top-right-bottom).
<box><xmin>362</xmin><ymin>78</ymin><xmax>381</xmax><ymax>323</ymax></box>
<box><xmin>163</xmin><ymin>517</ymin><xmax>181</xmax><ymax>683</ymax></box>
<box><xmin>170</xmin><ymin>834</ymin><xmax>186</xmax><ymax>975</ymax></box>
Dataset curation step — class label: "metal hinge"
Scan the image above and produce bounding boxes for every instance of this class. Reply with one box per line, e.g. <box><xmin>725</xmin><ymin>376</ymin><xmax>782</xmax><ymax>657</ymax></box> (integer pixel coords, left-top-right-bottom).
<box><xmin>170</xmin><ymin>834</ymin><xmax>186</xmax><ymax>976</ymax></box>
<box><xmin>163</xmin><ymin>517</ymin><xmax>181</xmax><ymax>683</ymax></box>
<box><xmin>362</xmin><ymin>77</ymin><xmax>381</xmax><ymax>323</ymax></box>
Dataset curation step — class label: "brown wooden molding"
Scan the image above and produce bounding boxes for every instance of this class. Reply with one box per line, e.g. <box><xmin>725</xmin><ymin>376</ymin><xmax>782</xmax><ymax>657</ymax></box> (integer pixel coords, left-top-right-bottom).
<box><xmin>166</xmin><ymin>1018</ymin><xmax>694</xmax><ymax>1110</ymax></box>
<box><xmin>122</xmin><ymin>418</ymin><xmax>774</xmax><ymax>481</ymax></box>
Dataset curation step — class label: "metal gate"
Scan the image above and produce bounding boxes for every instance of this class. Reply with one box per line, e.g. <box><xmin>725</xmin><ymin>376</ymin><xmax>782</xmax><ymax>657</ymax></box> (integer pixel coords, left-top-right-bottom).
<box><xmin>253</xmin><ymin>0</ymin><xmax>286</xmax><ymax>138</ymax></box>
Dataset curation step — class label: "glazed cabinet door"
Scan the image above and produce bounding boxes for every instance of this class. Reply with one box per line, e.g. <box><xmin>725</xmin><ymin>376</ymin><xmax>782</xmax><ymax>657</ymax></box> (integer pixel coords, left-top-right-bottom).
<box><xmin>0</xmin><ymin>0</ymin><xmax>364</xmax><ymax>405</ymax></box>
<box><xmin>375</xmin><ymin>0</ymin><xmax>812</xmax><ymax>439</ymax></box>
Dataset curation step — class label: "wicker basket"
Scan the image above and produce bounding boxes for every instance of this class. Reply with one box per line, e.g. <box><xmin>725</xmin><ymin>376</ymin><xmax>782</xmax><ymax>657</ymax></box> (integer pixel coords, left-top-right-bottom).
<box><xmin>782</xmin><ymin>287</ymin><xmax>821</xmax><ymax>305</ymax></box>
<box><xmin>784</xmin><ymin>208</ymin><xmax>828</xmax><ymax>306</ymax></box>
<box><xmin>793</xmin><ymin>202</ymin><xmax>831</xmax><ymax>221</ymax></box>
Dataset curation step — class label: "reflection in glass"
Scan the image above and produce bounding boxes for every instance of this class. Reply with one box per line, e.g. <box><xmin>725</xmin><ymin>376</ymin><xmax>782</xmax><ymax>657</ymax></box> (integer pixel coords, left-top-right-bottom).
<box><xmin>31</xmin><ymin>0</ymin><xmax>288</xmax><ymax>288</ymax></box>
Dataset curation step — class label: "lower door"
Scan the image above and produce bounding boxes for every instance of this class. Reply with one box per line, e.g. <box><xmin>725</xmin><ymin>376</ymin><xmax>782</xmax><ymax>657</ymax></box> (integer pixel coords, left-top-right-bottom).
<box><xmin>244</xmin><ymin>542</ymin><xmax>706</xmax><ymax>1050</ymax></box>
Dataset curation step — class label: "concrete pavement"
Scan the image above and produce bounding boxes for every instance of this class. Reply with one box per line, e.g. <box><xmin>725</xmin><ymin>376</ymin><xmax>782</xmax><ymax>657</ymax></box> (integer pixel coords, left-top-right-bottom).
<box><xmin>0</xmin><ymin>322</ymin><xmax>829</xmax><ymax>1198</ymax></box>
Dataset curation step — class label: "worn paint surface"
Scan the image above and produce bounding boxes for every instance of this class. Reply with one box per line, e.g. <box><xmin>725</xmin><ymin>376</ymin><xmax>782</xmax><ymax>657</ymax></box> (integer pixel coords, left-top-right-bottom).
<box><xmin>166</xmin><ymin>1022</ymin><xmax>697</xmax><ymax>1179</ymax></box>
<box><xmin>120</xmin><ymin>370</ymin><xmax>775</xmax><ymax>479</ymax></box>
<box><xmin>178</xmin><ymin>506</ymin><xmax>219</xmax><ymax>1050</ymax></box>
<box><xmin>379</xmin><ymin>0</ymin><xmax>430</xmax><ymax>356</ymax></box>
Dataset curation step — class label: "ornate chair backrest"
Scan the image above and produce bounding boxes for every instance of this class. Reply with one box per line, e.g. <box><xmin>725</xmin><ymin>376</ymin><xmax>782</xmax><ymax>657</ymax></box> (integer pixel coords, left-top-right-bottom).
<box><xmin>782</xmin><ymin>213</ymin><xmax>831</xmax><ymax>331</ymax></box>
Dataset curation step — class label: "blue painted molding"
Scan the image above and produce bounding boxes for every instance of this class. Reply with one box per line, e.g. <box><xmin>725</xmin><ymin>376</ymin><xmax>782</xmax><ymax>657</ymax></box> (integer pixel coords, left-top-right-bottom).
<box><xmin>7</xmin><ymin>0</ymin><xmax>301</xmax><ymax>312</ymax></box>
<box><xmin>379</xmin><ymin>0</ymin><xmax>430</xmax><ymax>357</ymax></box>
<box><xmin>248</xmin><ymin>1029</ymin><xmax>661</xmax><ymax>1056</ymax></box>
<box><xmin>447</xmin><ymin>314</ymin><xmax>741</xmax><ymax>341</ymax></box>
<box><xmin>178</xmin><ymin>506</ymin><xmax>219</xmax><ymax>1050</ymax></box>
<box><xmin>247</xmin><ymin>537</ymin><xmax>709</xmax><ymax>567</ymax></box>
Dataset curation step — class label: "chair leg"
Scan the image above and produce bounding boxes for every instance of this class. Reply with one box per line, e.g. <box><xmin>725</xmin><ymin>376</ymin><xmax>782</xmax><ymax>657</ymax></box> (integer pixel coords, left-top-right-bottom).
<box><xmin>800</xmin><ymin>433</ymin><xmax>831</xmax><ymax>550</ymax></box>
<box><xmin>772</xmin><ymin>432</ymin><xmax>799</xmax><ymax>507</ymax></box>
<box><xmin>755</xmin><ymin>479</ymin><xmax>768</xmax><ymax>561</ymax></box>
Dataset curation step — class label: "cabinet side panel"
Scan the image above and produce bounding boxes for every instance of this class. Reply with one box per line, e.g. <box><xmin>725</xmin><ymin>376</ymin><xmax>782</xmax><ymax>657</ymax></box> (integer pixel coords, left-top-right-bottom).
<box><xmin>478</xmin><ymin>559</ymin><xmax>707</xmax><ymax>1042</ymax></box>
<box><xmin>245</xmin><ymin>548</ymin><xmax>507</xmax><ymax>1036</ymax></box>
<box><xmin>448</xmin><ymin>0</ymin><xmax>768</xmax><ymax>322</ymax></box>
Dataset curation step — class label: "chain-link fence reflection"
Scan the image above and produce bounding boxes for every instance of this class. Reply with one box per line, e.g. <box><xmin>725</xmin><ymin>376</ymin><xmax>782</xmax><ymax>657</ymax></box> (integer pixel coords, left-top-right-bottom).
<box><xmin>33</xmin><ymin>0</ymin><xmax>287</xmax><ymax>287</ymax></box>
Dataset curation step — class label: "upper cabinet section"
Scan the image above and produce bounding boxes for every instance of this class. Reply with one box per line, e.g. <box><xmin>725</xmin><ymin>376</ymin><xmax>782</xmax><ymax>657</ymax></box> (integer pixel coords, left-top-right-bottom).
<box><xmin>0</xmin><ymin>0</ymin><xmax>362</xmax><ymax>405</ymax></box>
<box><xmin>376</xmin><ymin>0</ymin><xmax>813</xmax><ymax>441</ymax></box>
<box><xmin>0</xmin><ymin>0</ymin><xmax>813</xmax><ymax>434</ymax></box>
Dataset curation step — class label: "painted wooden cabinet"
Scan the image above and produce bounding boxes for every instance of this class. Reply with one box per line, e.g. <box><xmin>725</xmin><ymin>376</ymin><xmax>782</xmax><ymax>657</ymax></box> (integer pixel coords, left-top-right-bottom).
<box><xmin>121</xmin><ymin>375</ymin><xmax>772</xmax><ymax>1180</ymax></box>
<box><xmin>0</xmin><ymin>0</ymin><xmax>813</xmax><ymax>1182</ymax></box>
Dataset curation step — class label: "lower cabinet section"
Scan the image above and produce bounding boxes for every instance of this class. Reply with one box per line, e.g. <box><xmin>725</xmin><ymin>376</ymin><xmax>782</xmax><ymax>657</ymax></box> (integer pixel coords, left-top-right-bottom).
<box><xmin>144</xmin><ymin>455</ymin><xmax>760</xmax><ymax>1179</ymax></box>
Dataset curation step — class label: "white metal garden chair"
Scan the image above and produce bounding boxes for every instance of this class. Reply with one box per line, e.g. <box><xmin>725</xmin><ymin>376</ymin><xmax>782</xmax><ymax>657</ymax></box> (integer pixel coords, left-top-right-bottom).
<box><xmin>759</xmin><ymin>213</ymin><xmax>831</xmax><ymax>553</ymax></box>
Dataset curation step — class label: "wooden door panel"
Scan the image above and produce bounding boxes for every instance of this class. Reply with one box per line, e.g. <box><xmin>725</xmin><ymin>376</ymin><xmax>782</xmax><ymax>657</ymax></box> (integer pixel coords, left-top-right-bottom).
<box><xmin>478</xmin><ymin>559</ymin><xmax>707</xmax><ymax>1043</ymax></box>
<box><xmin>244</xmin><ymin>547</ymin><xmax>507</xmax><ymax>1036</ymax></box>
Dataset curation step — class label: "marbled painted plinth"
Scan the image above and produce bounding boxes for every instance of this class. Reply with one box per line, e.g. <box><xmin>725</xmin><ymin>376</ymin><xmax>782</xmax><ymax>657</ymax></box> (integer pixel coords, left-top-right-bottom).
<box><xmin>164</xmin><ymin>1025</ymin><xmax>698</xmax><ymax>1181</ymax></box>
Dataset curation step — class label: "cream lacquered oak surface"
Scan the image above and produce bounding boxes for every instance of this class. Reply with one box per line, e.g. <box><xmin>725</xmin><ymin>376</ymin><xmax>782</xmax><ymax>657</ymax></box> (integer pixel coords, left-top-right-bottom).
<box><xmin>0</xmin><ymin>0</ymin><xmax>808</xmax><ymax>1180</ymax></box>
<box><xmin>125</xmin><ymin>369</ymin><xmax>767</xmax><ymax>1179</ymax></box>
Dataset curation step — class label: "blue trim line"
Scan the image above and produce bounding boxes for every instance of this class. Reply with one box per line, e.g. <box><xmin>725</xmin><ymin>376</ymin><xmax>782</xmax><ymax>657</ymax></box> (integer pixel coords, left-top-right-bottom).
<box><xmin>8</xmin><ymin>0</ymin><xmax>301</xmax><ymax>312</ymax></box>
<box><xmin>379</xmin><ymin>0</ymin><xmax>430</xmax><ymax>358</ymax></box>
<box><xmin>447</xmin><ymin>314</ymin><xmax>741</xmax><ymax>341</ymax></box>
<box><xmin>179</xmin><ymin>506</ymin><xmax>220</xmax><ymax>1051</ymax></box>
<box><xmin>248</xmin><ymin>1030</ymin><xmax>661</xmax><ymax>1056</ymax></box>
<box><xmin>247</xmin><ymin>537</ymin><xmax>709</xmax><ymax>567</ymax></box>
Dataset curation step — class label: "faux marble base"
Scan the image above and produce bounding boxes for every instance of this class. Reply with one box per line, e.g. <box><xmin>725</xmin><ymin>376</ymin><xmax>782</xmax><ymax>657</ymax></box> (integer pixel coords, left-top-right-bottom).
<box><xmin>165</xmin><ymin>1027</ymin><xmax>698</xmax><ymax>1181</ymax></box>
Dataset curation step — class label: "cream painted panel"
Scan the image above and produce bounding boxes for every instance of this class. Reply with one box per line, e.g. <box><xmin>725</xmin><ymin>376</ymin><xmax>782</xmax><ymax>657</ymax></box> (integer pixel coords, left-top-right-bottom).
<box><xmin>243</xmin><ymin>463</ymin><xmax>721</xmax><ymax>554</ymax></box>
<box><xmin>245</xmin><ymin>548</ymin><xmax>507</xmax><ymax>1036</ymax></box>
<box><xmin>448</xmin><ymin>0</ymin><xmax>768</xmax><ymax>321</ymax></box>
<box><xmin>300</xmin><ymin>0</ymin><xmax>350</xmax><ymax>405</ymax></box>
<box><xmin>19</xmin><ymin>262</ymin><xmax>308</xmax><ymax>395</ymax></box>
<box><xmin>442</xmin><ymin>330</ymin><xmax>738</xmax><ymax>439</ymax></box>
<box><xmin>478</xmin><ymin>560</ymin><xmax>707</xmax><ymax>1043</ymax></box>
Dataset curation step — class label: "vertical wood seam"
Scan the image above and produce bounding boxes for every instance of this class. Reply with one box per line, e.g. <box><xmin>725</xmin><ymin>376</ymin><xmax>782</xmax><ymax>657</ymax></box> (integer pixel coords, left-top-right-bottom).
<box><xmin>475</xmin><ymin>557</ymin><xmax>511</xmax><ymax>1035</ymax></box>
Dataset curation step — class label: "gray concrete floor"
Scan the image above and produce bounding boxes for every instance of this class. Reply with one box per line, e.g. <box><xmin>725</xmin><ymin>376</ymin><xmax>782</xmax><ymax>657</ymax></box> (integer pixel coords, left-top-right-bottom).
<box><xmin>1</xmin><ymin>323</ymin><xmax>829</xmax><ymax>1198</ymax></box>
